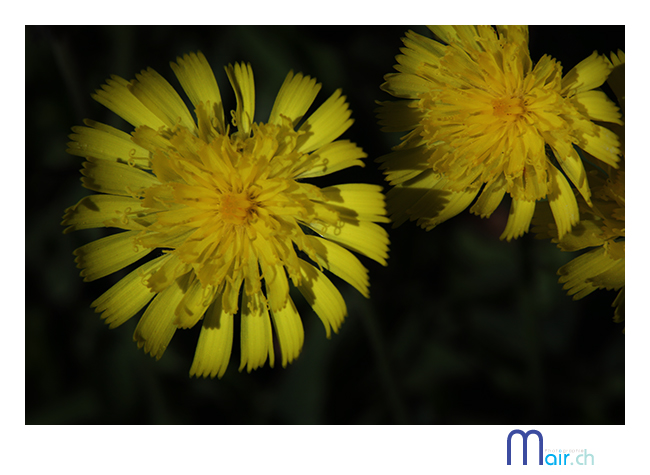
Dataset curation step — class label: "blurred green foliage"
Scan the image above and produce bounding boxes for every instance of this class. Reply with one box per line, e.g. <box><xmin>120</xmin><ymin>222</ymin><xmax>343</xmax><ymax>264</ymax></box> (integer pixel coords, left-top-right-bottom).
<box><xmin>25</xmin><ymin>25</ymin><xmax>624</xmax><ymax>424</ymax></box>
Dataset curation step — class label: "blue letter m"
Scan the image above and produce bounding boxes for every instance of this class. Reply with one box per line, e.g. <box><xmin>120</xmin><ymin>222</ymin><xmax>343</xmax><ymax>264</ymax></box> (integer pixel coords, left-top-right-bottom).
<box><xmin>506</xmin><ymin>429</ymin><xmax>543</xmax><ymax>465</ymax></box>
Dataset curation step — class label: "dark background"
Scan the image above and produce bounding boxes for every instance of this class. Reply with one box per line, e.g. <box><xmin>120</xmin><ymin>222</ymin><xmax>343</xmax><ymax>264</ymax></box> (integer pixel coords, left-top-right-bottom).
<box><xmin>25</xmin><ymin>25</ymin><xmax>625</xmax><ymax>424</ymax></box>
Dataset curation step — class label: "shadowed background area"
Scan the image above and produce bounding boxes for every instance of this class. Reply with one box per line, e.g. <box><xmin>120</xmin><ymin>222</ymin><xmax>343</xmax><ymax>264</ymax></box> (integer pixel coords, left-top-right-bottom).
<box><xmin>25</xmin><ymin>25</ymin><xmax>624</xmax><ymax>424</ymax></box>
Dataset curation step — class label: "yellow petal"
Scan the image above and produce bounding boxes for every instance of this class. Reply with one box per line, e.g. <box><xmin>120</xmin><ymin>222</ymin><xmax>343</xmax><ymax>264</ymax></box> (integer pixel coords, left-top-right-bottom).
<box><xmin>189</xmin><ymin>294</ymin><xmax>234</xmax><ymax>379</ymax></box>
<box><xmin>129</xmin><ymin>67</ymin><xmax>196</xmax><ymax>131</ymax></box>
<box><xmin>413</xmin><ymin>186</ymin><xmax>480</xmax><ymax>231</ymax></box>
<box><xmin>572</xmin><ymin>90</ymin><xmax>623</xmax><ymax>125</ymax></box>
<box><xmin>548</xmin><ymin>165</ymin><xmax>579</xmax><ymax>239</ymax></box>
<box><xmin>606</xmin><ymin>240</ymin><xmax>625</xmax><ymax>260</ymax></box>
<box><xmin>136</xmin><ymin>227</ymin><xmax>194</xmax><ymax>251</ymax></box>
<box><xmin>558</xmin><ymin>246</ymin><xmax>623</xmax><ymax>299</ymax></box>
<box><xmin>174</xmin><ymin>276</ymin><xmax>215</xmax><ymax>329</ymax></box>
<box><xmin>385</xmin><ymin>168</ymin><xmax>441</xmax><ymax>227</ymax></box>
<box><xmin>297</xmin><ymin>140</ymin><xmax>366</xmax><ymax>179</ymax></box>
<box><xmin>221</xmin><ymin>270</ymin><xmax>244</xmax><ymax>316</ymax></box>
<box><xmin>429</xmin><ymin>25</ymin><xmax>483</xmax><ymax>49</ymax></box>
<box><xmin>393</xmin><ymin>51</ymin><xmax>429</xmax><ymax>77</ymax></box>
<box><xmin>295</xmin><ymin>260</ymin><xmax>346</xmax><ymax>338</ymax></box>
<box><xmin>308</xmin><ymin>218</ymin><xmax>389</xmax><ymax>266</ymax></box>
<box><xmin>130</xmin><ymin>124</ymin><xmax>174</xmax><ymax>155</ymax></box>
<box><xmin>427</xmin><ymin>25</ymin><xmax>460</xmax><ymax>45</ymax></box>
<box><xmin>387</xmin><ymin>167</ymin><xmax>479</xmax><ymax>230</ymax></box>
<box><xmin>588</xmin><ymin>255</ymin><xmax>625</xmax><ymax>291</ymax></box>
<box><xmin>305</xmin><ymin>235</ymin><xmax>370</xmax><ymax>298</ymax></box>
<box><xmin>555</xmin><ymin>219</ymin><xmax>605</xmax><ymax>251</ymax></box>
<box><xmin>320</xmin><ymin>184</ymin><xmax>390</xmax><ymax>223</ymax></box>
<box><xmin>74</xmin><ymin>230</ymin><xmax>152</xmax><ymax>282</ymax></box>
<box><xmin>401</xmin><ymin>29</ymin><xmax>447</xmax><ymax>67</ymax></box>
<box><xmin>561</xmin><ymin>51</ymin><xmax>611</xmax><ymax>95</ymax></box>
<box><xmin>377</xmin><ymin>145</ymin><xmax>430</xmax><ymax>186</ymax></box>
<box><xmin>297</xmin><ymin>89</ymin><xmax>353</xmax><ymax>153</ymax></box>
<box><xmin>381</xmin><ymin>72</ymin><xmax>432</xmax><ymax>99</ymax></box>
<box><xmin>92</xmin><ymin>254</ymin><xmax>167</xmax><ymax>328</ymax></box>
<box><xmin>269</xmin><ymin>297</ymin><xmax>304</xmax><ymax>368</ymax></box>
<box><xmin>578</xmin><ymin>125</ymin><xmax>621</xmax><ymax>168</ymax></box>
<box><xmin>607</xmin><ymin>56</ymin><xmax>625</xmax><ymax>114</ymax></box>
<box><xmin>170</xmin><ymin>51</ymin><xmax>226</xmax><ymax>134</ymax></box>
<box><xmin>67</xmin><ymin>119</ymin><xmax>151</xmax><ymax>169</ymax></box>
<box><xmin>495</xmin><ymin>25</ymin><xmax>529</xmax><ymax>51</ymax></box>
<box><xmin>92</xmin><ymin>75</ymin><xmax>167</xmax><ymax>129</ymax></box>
<box><xmin>259</xmin><ymin>259</ymin><xmax>290</xmax><ymax>313</ymax></box>
<box><xmin>269</xmin><ymin>70</ymin><xmax>321</xmax><ymax>128</ymax></box>
<box><xmin>470</xmin><ymin>178</ymin><xmax>508</xmax><ymax>218</ymax></box>
<box><xmin>146</xmin><ymin>253</ymin><xmax>192</xmax><ymax>293</ymax></box>
<box><xmin>62</xmin><ymin>194</ymin><xmax>148</xmax><ymax>233</ymax></box>
<box><xmin>553</xmin><ymin>146</ymin><xmax>591</xmax><ymax>206</ymax></box>
<box><xmin>133</xmin><ymin>279</ymin><xmax>184</xmax><ymax>360</ymax></box>
<box><xmin>80</xmin><ymin>157</ymin><xmax>160</xmax><ymax>196</ymax></box>
<box><xmin>500</xmin><ymin>199</ymin><xmax>536</xmax><ymax>241</ymax></box>
<box><xmin>239</xmin><ymin>291</ymin><xmax>274</xmax><ymax>372</ymax></box>
<box><xmin>225</xmin><ymin>62</ymin><xmax>255</xmax><ymax>136</ymax></box>
<box><xmin>609</xmin><ymin>50</ymin><xmax>625</xmax><ymax>67</ymax></box>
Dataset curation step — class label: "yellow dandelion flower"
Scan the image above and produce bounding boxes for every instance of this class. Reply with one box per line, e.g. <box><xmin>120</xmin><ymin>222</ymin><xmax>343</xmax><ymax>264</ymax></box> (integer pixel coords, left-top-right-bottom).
<box><xmin>533</xmin><ymin>51</ymin><xmax>624</xmax><ymax>327</ymax></box>
<box><xmin>62</xmin><ymin>52</ymin><xmax>390</xmax><ymax>378</ymax></box>
<box><xmin>377</xmin><ymin>26</ymin><xmax>623</xmax><ymax>240</ymax></box>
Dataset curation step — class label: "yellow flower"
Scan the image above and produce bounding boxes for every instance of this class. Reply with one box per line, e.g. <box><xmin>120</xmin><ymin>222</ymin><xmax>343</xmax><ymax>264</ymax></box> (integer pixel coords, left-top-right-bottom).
<box><xmin>63</xmin><ymin>52</ymin><xmax>389</xmax><ymax>378</ymax></box>
<box><xmin>533</xmin><ymin>51</ymin><xmax>625</xmax><ymax>327</ymax></box>
<box><xmin>377</xmin><ymin>26</ymin><xmax>623</xmax><ymax>240</ymax></box>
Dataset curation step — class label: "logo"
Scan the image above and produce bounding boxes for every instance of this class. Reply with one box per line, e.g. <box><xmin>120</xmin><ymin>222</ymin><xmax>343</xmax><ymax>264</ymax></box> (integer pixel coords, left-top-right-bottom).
<box><xmin>506</xmin><ymin>430</ymin><xmax>595</xmax><ymax>466</ymax></box>
<box><xmin>507</xmin><ymin>429</ymin><xmax>543</xmax><ymax>465</ymax></box>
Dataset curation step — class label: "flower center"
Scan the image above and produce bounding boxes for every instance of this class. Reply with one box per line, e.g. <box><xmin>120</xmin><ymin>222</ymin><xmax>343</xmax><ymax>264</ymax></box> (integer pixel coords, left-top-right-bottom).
<box><xmin>492</xmin><ymin>96</ymin><xmax>525</xmax><ymax>121</ymax></box>
<box><xmin>219</xmin><ymin>191</ymin><xmax>257</xmax><ymax>226</ymax></box>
